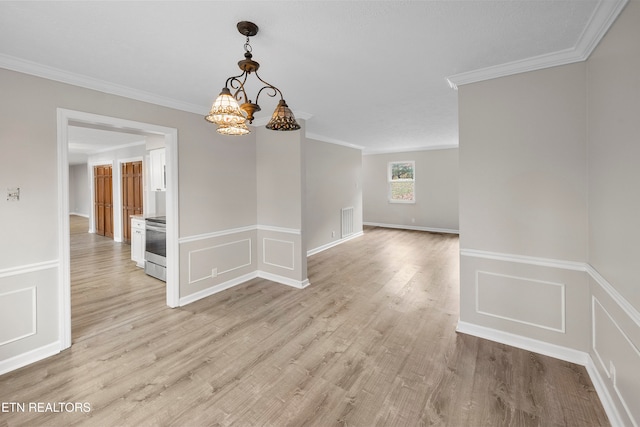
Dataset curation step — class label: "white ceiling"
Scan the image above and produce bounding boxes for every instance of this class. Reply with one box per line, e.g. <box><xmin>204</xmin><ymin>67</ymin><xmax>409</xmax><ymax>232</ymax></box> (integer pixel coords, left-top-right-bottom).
<box><xmin>67</xmin><ymin>125</ymin><xmax>148</xmax><ymax>165</ymax></box>
<box><xmin>0</xmin><ymin>1</ymin><xmax>627</xmax><ymax>154</ymax></box>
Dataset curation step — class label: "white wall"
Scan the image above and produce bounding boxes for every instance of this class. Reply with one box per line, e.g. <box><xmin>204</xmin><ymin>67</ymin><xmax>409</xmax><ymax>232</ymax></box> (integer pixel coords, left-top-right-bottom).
<box><xmin>362</xmin><ymin>148</ymin><xmax>459</xmax><ymax>233</ymax></box>
<box><xmin>457</xmin><ymin>3</ymin><xmax>640</xmax><ymax>425</ymax></box>
<box><xmin>68</xmin><ymin>164</ymin><xmax>90</xmax><ymax>217</ymax></box>
<box><xmin>306</xmin><ymin>138</ymin><xmax>363</xmax><ymax>253</ymax></box>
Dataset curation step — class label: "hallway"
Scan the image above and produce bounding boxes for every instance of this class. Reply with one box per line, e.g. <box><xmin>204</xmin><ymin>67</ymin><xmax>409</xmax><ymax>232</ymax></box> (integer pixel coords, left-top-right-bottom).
<box><xmin>69</xmin><ymin>215</ymin><xmax>166</xmax><ymax>343</ymax></box>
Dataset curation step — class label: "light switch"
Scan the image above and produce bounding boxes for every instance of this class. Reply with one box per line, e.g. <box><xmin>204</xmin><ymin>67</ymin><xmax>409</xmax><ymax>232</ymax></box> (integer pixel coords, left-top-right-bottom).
<box><xmin>7</xmin><ymin>187</ymin><xmax>20</xmax><ymax>202</ymax></box>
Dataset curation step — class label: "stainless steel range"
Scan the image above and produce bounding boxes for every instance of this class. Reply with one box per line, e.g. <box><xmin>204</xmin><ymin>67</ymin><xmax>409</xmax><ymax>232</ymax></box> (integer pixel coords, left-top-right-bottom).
<box><xmin>144</xmin><ymin>216</ymin><xmax>166</xmax><ymax>281</ymax></box>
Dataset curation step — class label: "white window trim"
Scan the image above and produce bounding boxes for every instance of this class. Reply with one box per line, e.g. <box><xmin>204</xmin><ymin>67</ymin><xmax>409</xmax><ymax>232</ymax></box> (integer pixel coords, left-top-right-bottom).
<box><xmin>387</xmin><ymin>160</ymin><xmax>415</xmax><ymax>204</ymax></box>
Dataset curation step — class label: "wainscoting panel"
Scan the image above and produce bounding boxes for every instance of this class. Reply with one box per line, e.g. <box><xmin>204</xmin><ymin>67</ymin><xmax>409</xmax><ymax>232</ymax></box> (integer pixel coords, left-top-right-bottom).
<box><xmin>263</xmin><ymin>238</ymin><xmax>295</xmax><ymax>271</ymax></box>
<box><xmin>0</xmin><ymin>261</ymin><xmax>60</xmax><ymax>374</ymax></box>
<box><xmin>592</xmin><ymin>295</ymin><xmax>640</xmax><ymax>427</ymax></box>
<box><xmin>476</xmin><ymin>271</ymin><xmax>565</xmax><ymax>333</ymax></box>
<box><xmin>179</xmin><ymin>229</ymin><xmax>257</xmax><ymax>299</ymax></box>
<box><xmin>257</xmin><ymin>227</ymin><xmax>307</xmax><ymax>287</ymax></box>
<box><xmin>460</xmin><ymin>250</ymin><xmax>589</xmax><ymax>351</ymax></box>
<box><xmin>460</xmin><ymin>250</ymin><xmax>640</xmax><ymax>427</ymax></box>
<box><xmin>188</xmin><ymin>239</ymin><xmax>252</xmax><ymax>284</ymax></box>
<box><xmin>0</xmin><ymin>287</ymin><xmax>36</xmax><ymax>346</ymax></box>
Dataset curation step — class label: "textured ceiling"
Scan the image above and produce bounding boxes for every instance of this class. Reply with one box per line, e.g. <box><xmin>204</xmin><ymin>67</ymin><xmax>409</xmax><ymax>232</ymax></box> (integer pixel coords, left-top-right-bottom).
<box><xmin>0</xmin><ymin>1</ymin><xmax>625</xmax><ymax>153</ymax></box>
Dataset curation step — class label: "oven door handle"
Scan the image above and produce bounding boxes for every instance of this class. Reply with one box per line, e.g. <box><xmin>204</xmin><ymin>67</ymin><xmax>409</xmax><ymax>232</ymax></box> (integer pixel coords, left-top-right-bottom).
<box><xmin>145</xmin><ymin>224</ymin><xmax>166</xmax><ymax>232</ymax></box>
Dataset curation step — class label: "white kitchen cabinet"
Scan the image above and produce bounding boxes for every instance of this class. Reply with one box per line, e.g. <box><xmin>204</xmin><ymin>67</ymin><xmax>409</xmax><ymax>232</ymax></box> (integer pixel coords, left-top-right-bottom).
<box><xmin>149</xmin><ymin>148</ymin><xmax>166</xmax><ymax>191</ymax></box>
<box><xmin>131</xmin><ymin>216</ymin><xmax>146</xmax><ymax>268</ymax></box>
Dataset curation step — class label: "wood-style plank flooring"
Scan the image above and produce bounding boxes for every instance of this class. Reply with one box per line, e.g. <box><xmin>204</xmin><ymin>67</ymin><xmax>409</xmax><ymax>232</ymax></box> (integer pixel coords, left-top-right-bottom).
<box><xmin>0</xmin><ymin>217</ymin><xmax>609</xmax><ymax>426</ymax></box>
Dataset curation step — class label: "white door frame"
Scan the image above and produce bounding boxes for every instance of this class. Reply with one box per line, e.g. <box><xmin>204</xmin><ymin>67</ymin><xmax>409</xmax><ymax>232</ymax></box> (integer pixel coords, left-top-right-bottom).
<box><xmin>57</xmin><ymin>108</ymin><xmax>179</xmax><ymax>350</ymax></box>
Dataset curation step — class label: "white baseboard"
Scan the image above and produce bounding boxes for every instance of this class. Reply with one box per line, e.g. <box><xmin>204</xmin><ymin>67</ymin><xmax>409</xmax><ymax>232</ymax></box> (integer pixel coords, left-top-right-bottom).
<box><xmin>585</xmin><ymin>356</ymin><xmax>627</xmax><ymax>427</ymax></box>
<box><xmin>364</xmin><ymin>222</ymin><xmax>459</xmax><ymax>235</ymax></box>
<box><xmin>257</xmin><ymin>271</ymin><xmax>310</xmax><ymax>289</ymax></box>
<box><xmin>456</xmin><ymin>321</ymin><xmax>627</xmax><ymax>427</ymax></box>
<box><xmin>178</xmin><ymin>270</ymin><xmax>311</xmax><ymax>306</ymax></box>
<box><xmin>0</xmin><ymin>341</ymin><xmax>60</xmax><ymax>376</ymax></box>
<box><xmin>179</xmin><ymin>272</ymin><xmax>258</xmax><ymax>306</ymax></box>
<box><xmin>307</xmin><ymin>231</ymin><xmax>364</xmax><ymax>256</ymax></box>
<box><xmin>69</xmin><ymin>212</ymin><xmax>89</xmax><ymax>218</ymax></box>
<box><xmin>455</xmin><ymin>321</ymin><xmax>589</xmax><ymax>365</ymax></box>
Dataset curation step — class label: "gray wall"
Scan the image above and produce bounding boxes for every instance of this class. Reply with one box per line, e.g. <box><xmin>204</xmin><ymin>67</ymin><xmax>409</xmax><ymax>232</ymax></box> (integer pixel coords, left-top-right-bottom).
<box><xmin>0</xmin><ymin>67</ymin><xmax>258</xmax><ymax>367</ymax></box>
<box><xmin>69</xmin><ymin>164</ymin><xmax>90</xmax><ymax>217</ymax></box>
<box><xmin>362</xmin><ymin>149</ymin><xmax>459</xmax><ymax>233</ymax></box>
<box><xmin>459</xmin><ymin>63</ymin><xmax>587</xmax><ymax>261</ymax></box>
<box><xmin>586</xmin><ymin>3</ymin><xmax>640</xmax><ymax>425</ymax></box>
<box><xmin>306</xmin><ymin>138</ymin><xmax>363</xmax><ymax>253</ymax></box>
<box><xmin>458</xmin><ymin>62</ymin><xmax>590</xmax><ymax>349</ymax></box>
<box><xmin>458</xmin><ymin>2</ymin><xmax>640</xmax><ymax>425</ymax></box>
<box><xmin>587</xmin><ymin>1</ymin><xmax>640</xmax><ymax>310</ymax></box>
<box><xmin>0</xmin><ymin>64</ymin><xmax>369</xmax><ymax>370</ymax></box>
<box><xmin>255</xmin><ymin>123</ymin><xmax>308</xmax><ymax>286</ymax></box>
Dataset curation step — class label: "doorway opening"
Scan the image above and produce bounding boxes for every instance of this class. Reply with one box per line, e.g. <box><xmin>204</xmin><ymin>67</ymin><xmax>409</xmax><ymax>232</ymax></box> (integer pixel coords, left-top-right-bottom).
<box><xmin>57</xmin><ymin>109</ymin><xmax>179</xmax><ymax>351</ymax></box>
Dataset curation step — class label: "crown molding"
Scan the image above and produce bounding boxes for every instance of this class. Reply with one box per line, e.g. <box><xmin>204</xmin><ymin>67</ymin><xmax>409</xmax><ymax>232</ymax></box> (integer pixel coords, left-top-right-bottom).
<box><xmin>363</xmin><ymin>143</ymin><xmax>458</xmax><ymax>155</ymax></box>
<box><xmin>446</xmin><ymin>0</ymin><xmax>628</xmax><ymax>89</ymax></box>
<box><xmin>0</xmin><ymin>53</ymin><xmax>207</xmax><ymax>115</ymax></box>
<box><xmin>305</xmin><ymin>132</ymin><xmax>365</xmax><ymax>151</ymax></box>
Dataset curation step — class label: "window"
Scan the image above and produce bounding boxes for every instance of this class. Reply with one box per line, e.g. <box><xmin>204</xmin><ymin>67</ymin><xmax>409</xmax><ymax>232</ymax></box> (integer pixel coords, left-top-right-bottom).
<box><xmin>388</xmin><ymin>161</ymin><xmax>415</xmax><ymax>203</ymax></box>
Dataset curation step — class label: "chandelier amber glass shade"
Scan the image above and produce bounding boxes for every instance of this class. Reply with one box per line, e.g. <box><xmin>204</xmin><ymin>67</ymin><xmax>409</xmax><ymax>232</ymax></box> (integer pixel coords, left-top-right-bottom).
<box><xmin>266</xmin><ymin>100</ymin><xmax>301</xmax><ymax>131</ymax></box>
<box><xmin>216</xmin><ymin>122</ymin><xmax>251</xmax><ymax>136</ymax></box>
<box><xmin>205</xmin><ymin>88</ymin><xmax>246</xmax><ymax>126</ymax></box>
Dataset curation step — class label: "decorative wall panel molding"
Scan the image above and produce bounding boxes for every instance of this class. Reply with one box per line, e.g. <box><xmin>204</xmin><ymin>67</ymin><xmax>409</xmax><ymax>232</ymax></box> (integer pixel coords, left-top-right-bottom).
<box><xmin>460</xmin><ymin>248</ymin><xmax>639</xmax><ymax>427</ymax></box>
<box><xmin>476</xmin><ymin>270</ymin><xmax>565</xmax><ymax>333</ymax></box>
<box><xmin>262</xmin><ymin>238</ymin><xmax>295</xmax><ymax>271</ymax></box>
<box><xmin>592</xmin><ymin>297</ymin><xmax>640</xmax><ymax>427</ymax></box>
<box><xmin>188</xmin><ymin>239</ymin><xmax>252</xmax><ymax>284</ymax></box>
<box><xmin>257</xmin><ymin>225</ymin><xmax>301</xmax><ymax>235</ymax></box>
<box><xmin>0</xmin><ymin>287</ymin><xmax>36</xmax><ymax>346</ymax></box>
<box><xmin>178</xmin><ymin>225</ymin><xmax>256</xmax><ymax>244</ymax></box>
<box><xmin>0</xmin><ymin>260</ymin><xmax>59</xmax><ymax>278</ymax></box>
<box><xmin>461</xmin><ymin>248</ymin><xmax>584</xmax><ymax>271</ymax></box>
<box><xmin>587</xmin><ymin>264</ymin><xmax>640</xmax><ymax>328</ymax></box>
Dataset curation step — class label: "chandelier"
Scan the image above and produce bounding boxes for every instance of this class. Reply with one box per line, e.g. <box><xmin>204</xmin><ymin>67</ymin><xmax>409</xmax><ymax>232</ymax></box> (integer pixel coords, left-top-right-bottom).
<box><xmin>205</xmin><ymin>21</ymin><xmax>301</xmax><ymax>135</ymax></box>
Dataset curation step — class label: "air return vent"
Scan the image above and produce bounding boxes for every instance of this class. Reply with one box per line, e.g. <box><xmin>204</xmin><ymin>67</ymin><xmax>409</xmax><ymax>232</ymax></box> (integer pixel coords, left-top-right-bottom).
<box><xmin>341</xmin><ymin>207</ymin><xmax>354</xmax><ymax>238</ymax></box>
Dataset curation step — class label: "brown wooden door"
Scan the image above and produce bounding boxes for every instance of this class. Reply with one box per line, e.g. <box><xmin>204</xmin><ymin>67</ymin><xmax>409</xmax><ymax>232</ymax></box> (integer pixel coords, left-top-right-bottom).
<box><xmin>121</xmin><ymin>161</ymin><xmax>144</xmax><ymax>243</ymax></box>
<box><xmin>94</xmin><ymin>165</ymin><xmax>114</xmax><ymax>238</ymax></box>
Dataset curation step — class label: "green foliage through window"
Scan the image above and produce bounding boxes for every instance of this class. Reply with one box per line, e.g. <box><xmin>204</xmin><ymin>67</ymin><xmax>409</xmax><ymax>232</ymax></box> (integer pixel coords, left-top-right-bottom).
<box><xmin>391</xmin><ymin>162</ymin><xmax>414</xmax><ymax>180</ymax></box>
<box><xmin>388</xmin><ymin>161</ymin><xmax>415</xmax><ymax>203</ymax></box>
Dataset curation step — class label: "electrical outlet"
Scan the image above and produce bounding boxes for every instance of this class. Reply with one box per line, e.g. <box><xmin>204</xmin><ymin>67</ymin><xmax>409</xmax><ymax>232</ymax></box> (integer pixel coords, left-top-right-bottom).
<box><xmin>331</xmin><ymin>231</ymin><xmax>336</xmax><ymax>238</ymax></box>
<box><xmin>212</xmin><ymin>268</ymin><xmax>218</xmax><ymax>278</ymax></box>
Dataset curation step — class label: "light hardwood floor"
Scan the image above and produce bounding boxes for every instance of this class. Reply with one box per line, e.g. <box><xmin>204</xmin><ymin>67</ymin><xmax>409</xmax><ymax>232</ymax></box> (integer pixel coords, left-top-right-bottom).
<box><xmin>0</xmin><ymin>217</ymin><xmax>609</xmax><ymax>426</ymax></box>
